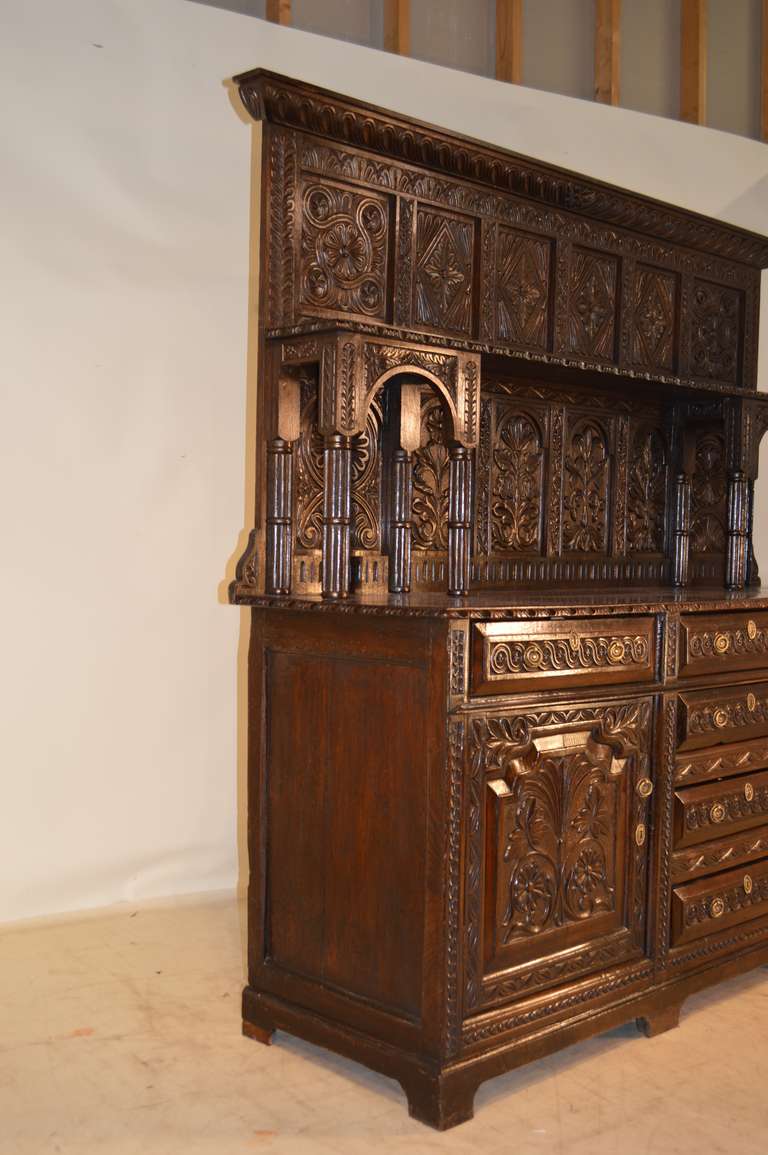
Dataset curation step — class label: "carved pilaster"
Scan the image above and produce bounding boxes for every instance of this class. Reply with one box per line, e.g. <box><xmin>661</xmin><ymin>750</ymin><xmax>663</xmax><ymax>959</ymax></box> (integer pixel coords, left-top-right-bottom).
<box><xmin>448</xmin><ymin>446</ymin><xmax>472</xmax><ymax>596</ymax></box>
<box><xmin>321</xmin><ymin>435</ymin><xmax>352</xmax><ymax>598</ymax></box>
<box><xmin>672</xmin><ymin>472</ymin><xmax>692</xmax><ymax>587</ymax></box>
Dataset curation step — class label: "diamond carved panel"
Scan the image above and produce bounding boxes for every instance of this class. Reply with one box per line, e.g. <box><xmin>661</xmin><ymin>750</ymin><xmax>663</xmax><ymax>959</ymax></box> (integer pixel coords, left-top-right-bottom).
<box><xmin>690</xmin><ymin>280</ymin><xmax>741</xmax><ymax>384</ymax></box>
<box><xmin>631</xmin><ymin>265</ymin><xmax>677</xmax><ymax>373</ymax></box>
<box><xmin>414</xmin><ymin>208</ymin><xmax>474</xmax><ymax>335</ymax></box>
<box><xmin>299</xmin><ymin>181</ymin><xmax>389</xmax><ymax>320</ymax></box>
<box><xmin>566</xmin><ymin>248</ymin><xmax>618</xmax><ymax>362</ymax></box>
<box><xmin>495</xmin><ymin>228</ymin><xmax>551</xmax><ymax>350</ymax></box>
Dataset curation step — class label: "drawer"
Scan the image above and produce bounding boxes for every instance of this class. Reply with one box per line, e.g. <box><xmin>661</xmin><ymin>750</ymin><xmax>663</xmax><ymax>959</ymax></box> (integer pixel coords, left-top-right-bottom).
<box><xmin>470</xmin><ymin>616</ymin><xmax>656</xmax><ymax>696</ymax></box>
<box><xmin>677</xmin><ymin>680</ymin><xmax>768</xmax><ymax>751</ymax></box>
<box><xmin>674</xmin><ymin>768</ymin><xmax>768</xmax><ymax>849</ymax></box>
<box><xmin>679</xmin><ymin>611</ymin><xmax>768</xmax><ymax>678</ymax></box>
<box><xmin>671</xmin><ymin>857</ymin><xmax>768</xmax><ymax>948</ymax></box>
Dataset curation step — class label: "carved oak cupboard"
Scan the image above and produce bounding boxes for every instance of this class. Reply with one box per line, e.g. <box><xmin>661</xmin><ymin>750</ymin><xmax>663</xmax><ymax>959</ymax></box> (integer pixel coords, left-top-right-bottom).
<box><xmin>228</xmin><ymin>70</ymin><xmax>768</xmax><ymax>1129</ymax></box>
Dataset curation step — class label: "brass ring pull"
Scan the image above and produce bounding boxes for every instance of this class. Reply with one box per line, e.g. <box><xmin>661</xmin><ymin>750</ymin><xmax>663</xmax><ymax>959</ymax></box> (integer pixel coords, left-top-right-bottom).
<box><xmin>744</xmin><ymin>874</ymin><xmax>753</xmax><ymax>895</ymax></box>
<box><xmin>710</xmin><ymin>802</ymin><xmax>727</xmax><ymax>824</ymax></box>
<box><xmin>637</xmin><ymin>778</ymin><xmax>654</xmax><ymax>798</ymax></box>
<box><xmin>713</xmin><ymin>632</ymin><xmax>730</xmax><ymax>655</ymax></box>
<box><xmin>710</xmin><ymin>897</ymin><xmax>725</xmax><ymax>918</ymax></box>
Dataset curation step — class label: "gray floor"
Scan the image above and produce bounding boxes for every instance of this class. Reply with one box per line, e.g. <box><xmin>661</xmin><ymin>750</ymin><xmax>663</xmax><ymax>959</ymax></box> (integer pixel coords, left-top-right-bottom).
<box><xmin>3</xmin><ymin>892</ymin><xmax>768</xmax><ymax>1153</ymax></box>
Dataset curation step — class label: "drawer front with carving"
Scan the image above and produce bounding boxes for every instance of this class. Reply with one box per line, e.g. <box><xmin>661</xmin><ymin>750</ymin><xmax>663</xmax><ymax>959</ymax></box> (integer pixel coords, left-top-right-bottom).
<box><xmin>464</xmin><ymin>698</ymin><xmax>653</xmax><ymax>1010</ymax></box>
<box><xmin>471</xmin><ymin>617</ymin><xmax>656</xmax><ymax>696</ymax></box>
<box><xmin>671</xmin><ymin>858</ymin><xmax>768</xmax><ymax>948</ymax></box>
<box><xmin>674</xmin><ymin>768</ymin><xmax>768</xmax><ymax>849</ymax></box>
<box><xmin>677</xmin><ymin>681</ymin><xmax>768</xmax><ymax>751</ymax></box>
<box><xmin>679</xmin><ymin>612</ymin><xmax>768</xmax><ymax>678</ymax></box>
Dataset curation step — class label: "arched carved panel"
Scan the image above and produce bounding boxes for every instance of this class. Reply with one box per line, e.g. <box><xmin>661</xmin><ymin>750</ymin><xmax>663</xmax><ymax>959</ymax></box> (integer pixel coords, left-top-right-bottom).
<box><xmin>412</xmin><ymin>394</ymin><xmax>451</xmax><ymax>552</ymax></box>
<box><xmin>691</xmin><ymin>432</ymin><xmax>727</xmax><ymax>554</ymax></box>
<box><xmin>490</xmin><ymin>411</ymin><xmax>544</xmax><ymax>554</ymax></box>
<box><xmin>562</xmin><ymin>419</ymin><xmax>610</xmax><ymax>554</ymax></box>
<box><xmin>627</xmin><ymin>427</ymin><xmax>667</xmax><ymax>553</ymax></box>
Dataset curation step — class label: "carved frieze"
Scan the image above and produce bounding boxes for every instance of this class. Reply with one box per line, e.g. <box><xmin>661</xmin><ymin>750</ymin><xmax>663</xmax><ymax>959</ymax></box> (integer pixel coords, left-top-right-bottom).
<box><xmin>495</xmin><ymin>228</ymin><xmax>551</xmax><ymax>350</ymax></box>
<box><xmin>565</xmin><ymin>248</ymin><xmax>618</xmax><ymax>362</ymax></box>
<box><xmin>631</xmin><ymin>265</ymin><xmax>677</xmax><ymax>373</ymax></box>
<box><xmin>690</xmin><ymin>280</ymin><xmax>741</xmax><ymax>384</ymax></box>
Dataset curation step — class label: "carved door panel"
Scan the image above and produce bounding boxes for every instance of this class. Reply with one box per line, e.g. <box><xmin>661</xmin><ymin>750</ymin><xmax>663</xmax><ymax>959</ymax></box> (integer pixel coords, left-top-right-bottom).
<box><xmin>465</xmin><ymin>700</ymin><xmax>653</xmax><ymax>1011</ymax></box>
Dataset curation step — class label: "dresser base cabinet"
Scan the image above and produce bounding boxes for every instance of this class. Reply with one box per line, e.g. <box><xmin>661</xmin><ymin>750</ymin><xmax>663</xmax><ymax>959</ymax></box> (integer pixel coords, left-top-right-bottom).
<box><xmin>240</xmin><ymin>602</ymin><xmax>768</xmax><ymax>1130</ymax></box>
<box><xmin>226</xmin><ymin>72</ymin><xmax>768</xmax><ymax>1128</ymax></box>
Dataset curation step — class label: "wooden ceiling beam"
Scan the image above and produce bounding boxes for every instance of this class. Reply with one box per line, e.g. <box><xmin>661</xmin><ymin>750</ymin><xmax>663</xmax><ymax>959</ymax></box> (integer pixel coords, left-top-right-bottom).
<box><xmin>384</xmin><ymin>0</ymin><xmax>411</xmax><ymax>56</ymax></box>
<box><xmin>680</xmin><ymin>0</ymin><xmax>707</xmax><ymax>125</ymax></box>
<box><xmin>265</xmin><ymin>0</ymin><xmax>291</xmax><ymax>25</ymax></box>
<box><xmin>594</xmin><ymin>0</ymin><xmax>621</xmax><ymax>105</ymax></box>
<box><xmin>496</xmin><ymin>0</ymin><xmax>523</xmax><ymax>85</ymax></box>
<box><xmin>762</xmin><ymin>0</ymin><xmax>768</xmax><ymax>141</ymax></box>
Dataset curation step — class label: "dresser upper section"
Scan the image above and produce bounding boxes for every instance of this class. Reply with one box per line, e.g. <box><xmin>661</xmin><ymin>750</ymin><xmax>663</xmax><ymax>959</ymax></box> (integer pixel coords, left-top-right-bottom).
<box><xmin>236</xmin><ymin>69</ymin><xmax>768</xmax><ymax>395</ymax></box>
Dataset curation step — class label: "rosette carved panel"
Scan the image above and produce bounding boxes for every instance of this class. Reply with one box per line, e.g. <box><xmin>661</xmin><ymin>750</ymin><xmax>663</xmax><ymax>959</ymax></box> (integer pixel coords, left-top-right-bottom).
<box><xmin>631</xmin><ymin>265</ymin><xmax>677</xmax><ymax>373</ymax></box>
<box><xmin>690</xmin><ymin>280</ymin><xmax>741</xmax><ymax>384</ymax></box>
<box><xmin>414</xmin><ymin>208</ymin><xmax>475</xmax><ymax>336</ymax></box>
<box><xmin>299</xmin><ymin>181</ymin><xmax>390</xmax><ymax>321</ymax></box>
<box><xmin>495</xmin><ymin>228</ymin><xmax>552</xmax><ymax>350</ymax></box>
<box><xmin>565</xmin><ymin>248</ymin><xmax>618</xmax><ymax>362</ymax></box>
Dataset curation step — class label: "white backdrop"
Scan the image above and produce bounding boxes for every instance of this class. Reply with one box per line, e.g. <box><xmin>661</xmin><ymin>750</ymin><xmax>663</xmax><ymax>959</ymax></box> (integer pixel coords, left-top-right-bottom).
<box><xmin>2</xmin><ymin>0</ymin><xmax>768</xmax><ymax>923</ymax></box>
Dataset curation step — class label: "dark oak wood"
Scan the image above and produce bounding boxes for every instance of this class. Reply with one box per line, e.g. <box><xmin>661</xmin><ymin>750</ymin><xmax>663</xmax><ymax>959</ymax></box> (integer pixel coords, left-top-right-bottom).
<box><xmin>227</xmin><ymin>73</ymin><xmax>768</xmax><ymax>1128</ymax></box>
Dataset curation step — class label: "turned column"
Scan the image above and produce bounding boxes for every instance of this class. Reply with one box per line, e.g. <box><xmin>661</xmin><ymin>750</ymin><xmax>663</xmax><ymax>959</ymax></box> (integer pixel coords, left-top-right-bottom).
<box><xmin>448</xmin><ymin>445</ymin><xmax>472</xmax><ymax>597</ymax></box>
<box><xmin>672</xmin><ymin>470</ymin><xmax>692</xmax><ymax>587</ymax></box>
<box><xmin>389</xmin><ymin>383</ymin><xmax>422</xmax><ymax>594</ymax></box>
<box><xmin>265</xmin><ymin>376</ymin><xmax>300</xmax><ymax>596</ymax></box>
<box><xmin>726</xmin><ymin>470</ymin><xmax>749</xmax><ymax>590</ymax></box>
<box><xmin>321</xmin><ymin>434</ymin><xmax>352</xmax><ymax>598</ymax></box>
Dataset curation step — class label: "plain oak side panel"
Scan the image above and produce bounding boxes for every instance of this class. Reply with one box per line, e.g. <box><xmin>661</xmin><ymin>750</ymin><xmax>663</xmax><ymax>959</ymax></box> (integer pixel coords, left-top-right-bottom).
<box><xmin>323</xmin><ymin>655</ymin><xmax>428</xmax><ymax>1018</ymax></box>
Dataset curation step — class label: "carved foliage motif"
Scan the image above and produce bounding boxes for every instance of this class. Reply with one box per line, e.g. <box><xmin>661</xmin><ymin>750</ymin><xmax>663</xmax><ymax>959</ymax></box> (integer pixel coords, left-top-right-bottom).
<box><xmin>691</xmin><ymin>432</ymin><xmax>726</xmax><ymax>553</ymax></box>
<box><xmin>496</xmin><ymin>228</ymin><xmax>551</xmax><ymax>350</ymax></box>
<box><xmin>300</xmin><ymin>182</ymin><xmax>389</xmax><ymax>319</ymax></box>
<box><xmin>566</xmin><ymin>249</ymin><xmax>618</xmax><ymax>361</ymax></box>
<box><xmin>627</xmin><ymin>428</ymin><xmax>667</xmax><ymax>553</ymax></box>
<box><xmin>690</xmin><ymin>280</ymin><xmax>741</xmax><ymax>383</ymax></box>
<box><xmin>495</xmin><ymin>734</ymin><xmax>620</xmax><ymax>942</ymax></box>
<box><xmin>414</xmin><ymin>209</ymin><xmax>474</xmax><ymax>335</ymax></box>
<box><xmin>632</xmin><ymin>266</ymin><xmax>676</xmax><ymax>372</ymax></box>
<box><xmin>412</xmin><ymin>395</ymin><xmax>450</xmax><ymax>551</ymax></box>
<box><xmin>563</xmin><ymin>420</ymin><xmax>610</xmax><ymax>553</ymax></box>
<box><xmin>295</xmin><ymin>380</ymin><xmax>382</xmax><ymax>552</ymax></box>
<box><xmin>491</xmin><ymin>411</ymin><xmax>544</xmax><ymax>553</ymax></box>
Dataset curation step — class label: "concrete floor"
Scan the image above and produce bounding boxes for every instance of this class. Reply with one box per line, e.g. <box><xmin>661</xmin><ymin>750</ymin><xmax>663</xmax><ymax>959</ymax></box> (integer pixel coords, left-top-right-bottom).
<box><xmin>2</xmin><ymin>893</ymin><xmax>768</xmax><ymax>1154</ymax></box>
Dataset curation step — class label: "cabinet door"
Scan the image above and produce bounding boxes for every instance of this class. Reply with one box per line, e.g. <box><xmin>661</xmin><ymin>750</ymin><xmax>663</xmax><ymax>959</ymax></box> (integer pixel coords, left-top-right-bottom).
<box><xmin>464</xmin><ymin>699</ymin><xmax>653</xmax><ymax>1012</ymax></box>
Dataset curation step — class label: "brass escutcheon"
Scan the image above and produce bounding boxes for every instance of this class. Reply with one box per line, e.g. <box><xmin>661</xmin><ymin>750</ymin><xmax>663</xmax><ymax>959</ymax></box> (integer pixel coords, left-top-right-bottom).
<box><xmin>714</xmin><ymin>633</ymin><xmax>730</xmax><ymax>655</ymax></box>
<box><xmin>635</xmin><ymin>823</ymin><xmax>647</xmax><ymax>846</ymax></box>
<box><xmin>744</xmin><ymin>874</ymin><xmax>753</xmax><ymax>895</ymax></box>
<box><xmin>745</xmin><ymin>782</ymin><xmax>755</xmax><ymax>803</ymax></box>
<box><xmin>637</xmin><ymin>778</ymin><xmax>654</xmax><ymax>798</ymax></box>
<box><xmin>747</xmin><ymin>692</ymin><xmax>757</xmax><ymax>713</ymax></box>
<box><xmin>713</xmin><ymin>707</ymin><xmax>729</xmax><ymax>729</ymax></box>
<box><xmin>710</xmin><ymin>801</ymin><xmax>727</xmax><ymax>824</ymax></box>
<box><xmin>569</xmin><ymin>632</ymin><xmax>580</xmax><ymax>652</ymax></box>
<box><xmin>710</xmin><ymin>896</ymin><xmax>726</xmax><ymax>918</ymax></box>
<box><xmin>747</xmin><ymin>619</ymin><xmax>758</xmax><ymax>640</ymax></box>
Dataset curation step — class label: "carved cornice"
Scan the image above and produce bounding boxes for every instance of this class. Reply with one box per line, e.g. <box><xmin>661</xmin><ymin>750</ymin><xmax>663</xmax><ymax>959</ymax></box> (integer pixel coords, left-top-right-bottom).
<box><xmin>235</xmin><ymin>70</ymin><xmax>768</xmax><ymax>270</ymax></box>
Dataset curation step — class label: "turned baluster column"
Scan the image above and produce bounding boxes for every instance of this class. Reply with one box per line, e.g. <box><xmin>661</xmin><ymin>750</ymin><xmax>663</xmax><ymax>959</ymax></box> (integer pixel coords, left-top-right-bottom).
<box><xmin>726</xmin><ymin>470</ymin><xmax>749</xmax><ymax>590</ymax></box>
<box><xmin>321</xmin><ymin>434</ymin><xmax>352</xmax><ymax>598</ymax></box>
<box><xmin>672</xmin><ymin>470</ymin><xmax>692</xmax><ymax>587</ymax></box>
<box><xmin>448</xmin><ymin>445</ymin><xmax>472</xmax><ymax>597</ymax></box>
<box><xmin>265</xmin><ymin>376</ymin><xmax>300</xmax><ymax>596</ymax></box>
<box><xmin>389</xmin><ymin>383</ymin><xmax>422</xmax><ymax>594</ymax></box>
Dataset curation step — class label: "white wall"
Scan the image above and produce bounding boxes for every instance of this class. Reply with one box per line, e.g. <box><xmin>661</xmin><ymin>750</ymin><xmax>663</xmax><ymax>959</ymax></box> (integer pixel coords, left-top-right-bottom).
<box><xmin>2</xmin><ymin>0</ymin><xmax>768</xmax><ymax>923</ymax></box>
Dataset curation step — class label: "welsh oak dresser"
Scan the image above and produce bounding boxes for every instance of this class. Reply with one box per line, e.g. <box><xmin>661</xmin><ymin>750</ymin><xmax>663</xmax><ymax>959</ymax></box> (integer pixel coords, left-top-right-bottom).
<box><xmin>229</xmin><ymin>70</ymin><xmax>768</xmax><ymax>1129</ymax></box>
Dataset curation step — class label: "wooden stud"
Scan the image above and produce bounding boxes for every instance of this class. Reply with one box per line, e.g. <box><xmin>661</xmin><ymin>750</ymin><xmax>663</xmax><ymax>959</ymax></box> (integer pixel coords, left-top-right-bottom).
<box><xmin>496</xmin><ymin>0</ymin><xmax>523</xmax><ymax>85</ymax></box>
<box><xmin>399</xmin><ymin>384</ymin><xmax>422</xmax><ymax>454</ymax></box>
<box><xmin>594</xmin><ymin>0</ymin><xmax>621</xmax><ymax>105</ymax></box>
<box><xmin>265</xmin><ymin>0</ymin><xmax>291</xmax><ymax>25</ymax></box>
<box><xmin>384</xmin><ymin>0</ymin><xmax>410</xmax><ymax>56</ymax></box>
<box><xmin>680</xmin><ymin>0</ymin><xmax>707</xmax><ymax>125</ymax></box>
<box><xmin>762</xmin><ymin>0</ymin><xmax>768</xmax><ymax>141</ymax></box>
